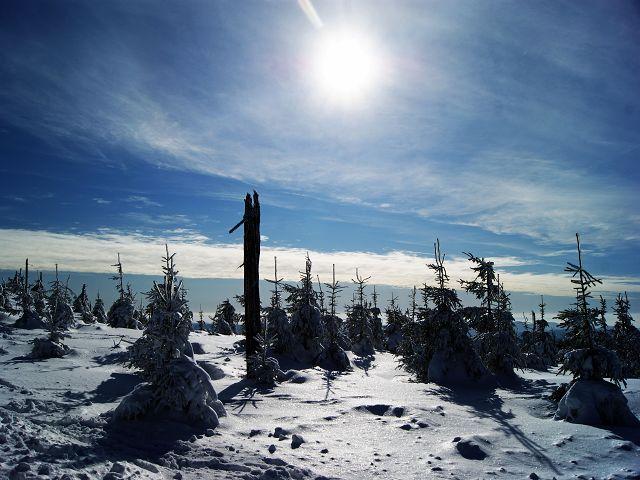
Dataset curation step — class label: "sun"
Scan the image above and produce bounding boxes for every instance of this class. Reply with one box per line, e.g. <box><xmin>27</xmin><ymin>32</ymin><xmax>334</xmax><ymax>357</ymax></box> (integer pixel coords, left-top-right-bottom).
<box><xmin>312</xmin><ymin>29</ymin><xmax>381</xmax><ymax>105</ymax></box>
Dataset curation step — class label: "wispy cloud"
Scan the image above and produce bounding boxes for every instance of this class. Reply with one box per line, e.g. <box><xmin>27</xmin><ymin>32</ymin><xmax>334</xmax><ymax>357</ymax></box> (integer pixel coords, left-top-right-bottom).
<box><xmin>125</xmin><ymin>195</ymin><xmax>162</xmax><ymax>208</ymax></box>
<box><xmin>0</xmin><ymin>228</ymin><xmax>638</xmax><ymax>297</ymax></box>
<box><xmin>0</xmin><ymin>1</ymin><xmax>638</xmax><ymax>249</ymax></box>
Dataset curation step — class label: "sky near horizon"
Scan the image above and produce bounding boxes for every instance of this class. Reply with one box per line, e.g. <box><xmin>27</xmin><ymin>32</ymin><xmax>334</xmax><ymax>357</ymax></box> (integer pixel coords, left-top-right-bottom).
<box><xmin>1</xmin><ymin>0</ymin><xmax>639</xmax><ymax>313</ymax></box>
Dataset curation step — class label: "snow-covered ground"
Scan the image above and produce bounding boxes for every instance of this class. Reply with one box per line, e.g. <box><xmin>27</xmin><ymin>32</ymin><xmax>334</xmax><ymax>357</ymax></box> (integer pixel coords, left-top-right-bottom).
<box><xmin>0</xmin><ymin>316</ymin><xmax>638</xmax><ymax>480</ymax></box>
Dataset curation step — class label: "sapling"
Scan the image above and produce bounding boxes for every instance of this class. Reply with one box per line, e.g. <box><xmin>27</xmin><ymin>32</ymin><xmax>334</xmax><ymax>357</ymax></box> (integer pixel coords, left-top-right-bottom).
<box><xmin>118</xmin><ymin>246</ymin><xmax>226</xmax><ymax>427</ymax></box>
<box><xmin>554</xmin><ymin>234</ymin><xmax>638</xmax><ymax>426</ymax></box>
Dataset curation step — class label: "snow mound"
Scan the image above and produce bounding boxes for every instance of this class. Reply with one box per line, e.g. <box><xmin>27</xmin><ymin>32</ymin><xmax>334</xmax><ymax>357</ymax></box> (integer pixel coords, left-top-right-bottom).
<box><xmin>454</xmin><ymin>436</ymin><xmax>490</xmax><ymax>460</ymax></box>
<box><xmin>31</xmin><ymin>336</ymin><xmax>70</xmax><ymax>359</ymax></box>
<box><xmin>13</xmin><ymin>311</ymin><xmax>45</xmax><ymax>329</ymax></box>
<box><xmin>555</xmin><ymin>379</ymin><xmax>640</xmax><ymax>427</ymax></box>
<box><xmin>354</xmin><ymin>404</ymin><xmax>406</xmax><ymax>417</ymax></box>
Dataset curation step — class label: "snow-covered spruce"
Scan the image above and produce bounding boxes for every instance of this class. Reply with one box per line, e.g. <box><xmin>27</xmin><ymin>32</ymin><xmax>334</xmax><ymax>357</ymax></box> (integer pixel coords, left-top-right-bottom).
<box><xmin>521</xmin><ymin>297</ymin><xmax>558</xmax><ymax>370</ymax></box>
<box><xmin>285</xmin><ymin>254</ymin><xmax>325</xmax><ymax>364</ymax></box>
<box><xmin>460</xmin><ymin>253</ymin><xmax>523</xmax><ymax>376</ymax></box>
<box><xmin>554</xmin><ymin>234</ymin><xmax>639</xmax><ymax>426</ymax></box>
<box><xmin>92</xmin><ymin>292</ymin><xmax>108</xmax><ymax>323</ymax></box>
<box><xmin>384</xmin><ymin>293</ymin><xmax>408</xmax><ymax>353</ymax></box>
<box><xmin>107</xmin><ymin>254</ymin><xmax>141</xmax><ymax>329</ymax></box>
<box><xmin>14</xmin><ymin>260</ymin><xmax>46</xmax><ymax>329</ymax></box>
<box><xmin>107</xmin><ymin>293</ymin><xmax>141</xmax><ymax>329</ymax></box>
<box><xmin>612</xmin><ymin>292</ymin><xmax>640</xmax><ymax>378</ymax></box>
<box><xmin>31</xmin><ymin>268</ymin><xmax>73</xmax><ymax>359</ymax></box>
<box><xmin>398</xmin><ymin>239</ymin><xmax>490</xmax><ymax>385</ymax></box>
<box><xmin>263</xmin><ymin>256</ymin><xmax>294</xmax><ymax>355</ymax></box>
<box><xmin>248</xmin><ymin>316</ymin><xmax>284</xmax><ymax>386</ymax></box>
<box><xmin>209</xmin><ymin>299</ymin><xmax>237</xmax><ymax>335</ymax></box>
<box><xmin>344</xmin><ymin>269</ymin><xmax>376</xmax><ymax>356</ymax></box>
<box><xmin>31</xmin><ymin>272</ymin><xmax>48</xmax><ymax>318</ymax></box>
<box><xmin>73</xmin><ymin>283</ymin><xmax>95</xmax><ymax>323</ymax></box>
<box><xmin>117</xmin><ymin>247</ymin><xmax>225</xmax><ymax>427</ymax></box>
<box><xmin>316</xmin><ymin>263</ymin><xmax>350</xmax><ymax>370</ymax></box>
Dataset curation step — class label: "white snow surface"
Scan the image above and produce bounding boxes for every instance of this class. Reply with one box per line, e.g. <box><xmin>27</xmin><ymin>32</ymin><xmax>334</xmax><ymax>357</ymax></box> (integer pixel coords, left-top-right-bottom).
<box><xmin>0</xmin><ymin>314</ymin><xmax>639</xmax><ymax>480</ymax></box>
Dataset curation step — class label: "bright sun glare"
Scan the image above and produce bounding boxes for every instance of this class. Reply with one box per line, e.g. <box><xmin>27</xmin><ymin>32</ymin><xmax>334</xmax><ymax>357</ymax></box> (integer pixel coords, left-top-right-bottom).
<box><xmin>313</xmin><ymin>29</ymin><xmax>381</xmax><ymax>105</ymax></box>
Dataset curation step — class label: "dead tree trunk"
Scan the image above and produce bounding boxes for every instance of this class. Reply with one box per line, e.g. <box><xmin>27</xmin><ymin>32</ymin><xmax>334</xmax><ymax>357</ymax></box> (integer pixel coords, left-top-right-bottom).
<box><xmin>229</xmin><ymin>191</ymin><xmax>261</xmax><ymax>376</ymax></box>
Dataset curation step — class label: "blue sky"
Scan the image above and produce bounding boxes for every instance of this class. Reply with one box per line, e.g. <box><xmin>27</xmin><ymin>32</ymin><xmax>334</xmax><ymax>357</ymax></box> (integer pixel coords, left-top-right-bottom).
<box><xmin>1</xmin><ymin>0</ymin><xmax>639</xmax><ymax>316</ymax></box>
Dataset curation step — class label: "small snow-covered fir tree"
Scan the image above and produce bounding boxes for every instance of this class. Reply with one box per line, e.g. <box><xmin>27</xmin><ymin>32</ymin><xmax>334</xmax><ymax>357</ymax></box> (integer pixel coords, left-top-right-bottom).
<box><xmin>73</xmin><ymin>284</ymin><xmax>95</xmax><ymax>323</ymax></box>
<box><xmin>345</xmin><ymin>268</ymin><xmax>375</xmax><ymax>356</ymax></box>
<box><xmin>263</xmin><ymin>257</ymin><xmax>292</xmax><ymax>353</ymax></box>
<box><xmin>473</xmin><ymin>277</ymin><xmax>523</xmax><ymax>375</ymax></box>
<box><xmin>612</xmin><ymin>292</ymin><xmax>640</xmax><ymax>378</ymax></box>
<box><xmin>398</xmin><ymin>239</ymin><xmax>490</xmax><ymax>385</ymax></box>
<box><xmin>92</xmin><ymin>293</ymin><xmax>107</xmax><ymax>323</ymax></box>
<box><xmin>248</xmin><ymin>314</ymin><xmax>284</xmax><ymax>386</ymax></box>
<box><xmin>285</xmin><ymin>253</ymin><xmax>324</xmax><ymax>363</ymax></box>
<box><xmin>32</xmin><ymin>264</ymin><xmax>72</xmax><ymax>359</ymax></box>
<box><xmin>209</xmin><ymin>299</ymin><xmax>237</xmax><ymax>335</ymax></box>
<box><xmin>118</xmin><ymin>246</ymin><xmax>225</xmax><ymax>427</ymax></box>
<box><xmin>15</xmin><ymin>259</ymin><xmax>46</xmax><ymax>329</ymax></box>
<box><xmin>46</xmin><ymin>265</ymin><xmax>75</xmax><ymax>330</ymax></box>
<box><xmin>384</xmin><ymin>292</ymin><xmax>408</xmax><ymax>353</ymax></box>
<box><xmin>197</xmin><ymin>305</ymin><xmax>206</xmax><ymax>331</ymax></box>
<box><xmin>318</xmin><ymin>264</ymin><xmax>350</xmax><ymax>370</ymax></box>
<box><xmin>522</xmin><ymin>296</ymin><xmax>558</xmax><ymax>369</ymax></box>
<box><xmin>370</xmin><ymin>285</ymin><xmax>384</xmax><ymax>349</ymax></box>
<box><xmin>107</xmin><ymin>254</ymin><xmax>141</xmax><ymax>329</ymax></box>
<box><xmin>554</xmin><ymin>234</ymin><xmax>638</xmax><ymax>426</ymax></box>
<box><xmin>460</xmin><ymin>252</ymin><xmax>499</xmax><ymax>334</ymax></box>
<box><xmin>461</xmin><ymin>254</ymin><xmax>521</xmax><ymax>376</ymax></box>
<box><xmin>31</xmin><ymin>272</ymin><xmax>47</xmax><ymax>317</ymax></box>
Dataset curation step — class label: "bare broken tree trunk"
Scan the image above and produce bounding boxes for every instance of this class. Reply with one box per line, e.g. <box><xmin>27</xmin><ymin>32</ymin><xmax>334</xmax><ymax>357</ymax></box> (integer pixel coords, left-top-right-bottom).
<box><xmin>230</xmin><ymin>191</ymin><xmax>261</xmax><ymax>377</ymax></box>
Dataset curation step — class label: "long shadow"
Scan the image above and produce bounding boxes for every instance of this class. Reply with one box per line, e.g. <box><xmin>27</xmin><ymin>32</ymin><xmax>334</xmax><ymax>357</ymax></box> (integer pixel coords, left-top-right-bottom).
<box><xmin>323</xmin><ymin>370</ymin><xmax>337</xmax><ymax>401</ymax></box>
<box><xmin>92</xmin><ymin>350</ymin><xmax>129</xmax><ymax>366</ymax></box>
<box><xmin>88</xmin><ymin>373</ymin><xmax>142</xmax><ymax>403</ymax></box>
<box><xmin>218</xmin><ymin>377</ymin><xmax>272</xmax><ymax>413</ymax></box>
<box><xmin>90</xmin><ymin>416</ymin><xmax>205</xmax><ymax>466</ymax></box>
<box><xmin>353</xmin><ymin>354</ymin><xmax>375</xmax><ymax>376</ymax></box>
<box><xmin>432</xmin><ymin>380</ymin><xmax>561</xmax><ymax>476</ymax></box>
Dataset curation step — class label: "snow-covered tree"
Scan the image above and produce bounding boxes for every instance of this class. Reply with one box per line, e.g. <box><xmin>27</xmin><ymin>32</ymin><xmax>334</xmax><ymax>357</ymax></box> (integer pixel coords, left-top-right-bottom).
<box><xmin>522</xmin><ymin>296</ymin><xmax>558</xmax><ymax>369</ymax></box>
<box><xmin>554</xmin><ymin>234</ymin><xmax>638</xmax><ymax>426</ymax></box>
<box><xmin>248</xmin><ymin>314</ymin><xmax>283</xmax><ymax>386</ymax></box>
<box><xmin>31</xmin><ymin>272</ymin><xmax>47</xmax><ymax>317</ymax></box>
<box><xmin>318</xmin><ymin>264</ymin><xmax>350</xmax><ymax>370</ymax></box>
<box><xmin>384</xmin><ymin>292</ymin><xmax>408</xmax><ymax>353</ymax></box>
<box><xmin>92</xmin><ymin>293</ymin><xmax>107</xmax><ymax>323</ymax></box>
<box><xmin>107</xmin><ymin>254</ymin><xmax>141</xmax><ymax>329</ymax></box>
<box><xmin>15</xmin><ymin>259</ymin><xmax>46</xmax><ymax>329</ymax></box>
<box><xmin>46</xmin><ymin>265</ymin><xmax>75</xmax><ymax>330</ymax></box>
<box><xmin>460</xmin><ymin>252</ymin><xmax>499</xmax><ymax>334</ymax></box>
<box><xmin>473</xmin><ymin>277</ymin><xmax>522</xmax><ymax>376</ymax></box>
<box><xmin>197</xmin><ymin>305</ymin><xmax>207</xmax><ymax>331</ymax></box>
<box><xmin>118</xmin><ymin>246</ymin><xmax>226</xmax><ymax>427</ymax></box>
<box><xmin>369</xmin><ymin>285</ymin><xmax>384</xmax><ymax>350</ymax></box>
<box><xmin>209</xmin><ymin>299</ymin><xmax>237</xmax><ymax>335</ymax></box>
<box><xmin>345</xmin><ymin>269</ymin><xmax>375</xmax><ymax>356</ymax></box>
<box><xmin>32</xmin><ymin>264</ymin><xmax>72</xmax><ymax>359</ymax></box>
<box><xmin>285</xmin><ymin>254</ymin><xmax>324</xmax><ymax>363</ymax></box>
<box><xmin>264</xmin><ymin>257</ymin><xmax>292</xmax><ymax>354</ymax></box>
<box><xmin>73</xmin><ymin>284</ymin><xmax>95</xmax><ymax>323</ymax></box>
<box><xmin>398</xmin><ymin>239</ymin><xmax>490</xmax><ymax>385</ymax></box>
<box><xmin>612</xmin><ymin>292</ymin><xmax>640</xmax><ymax>378</ymax></box>
<box><xmin>461</xmin><ymin>254</ymin><xmax>521</xmax><ymax>376</ymax></box>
